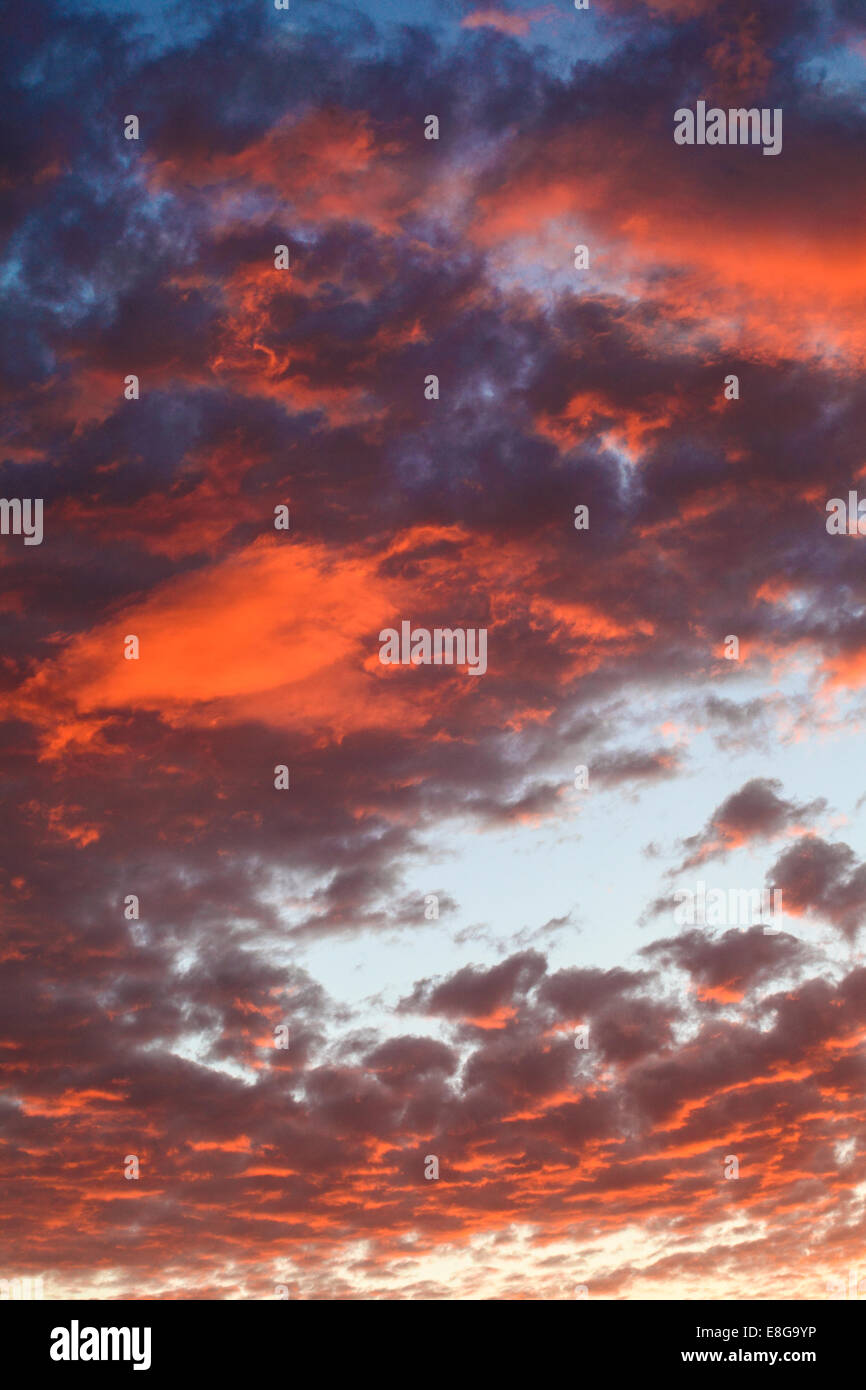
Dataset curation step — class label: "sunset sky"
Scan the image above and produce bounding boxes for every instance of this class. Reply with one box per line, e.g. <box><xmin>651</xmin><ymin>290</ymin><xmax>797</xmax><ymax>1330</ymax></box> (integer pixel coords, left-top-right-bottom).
<box><xmin>2</xmin><ymin>0</ymin><xmax>866</xmax><ymax>1300</ymax></box>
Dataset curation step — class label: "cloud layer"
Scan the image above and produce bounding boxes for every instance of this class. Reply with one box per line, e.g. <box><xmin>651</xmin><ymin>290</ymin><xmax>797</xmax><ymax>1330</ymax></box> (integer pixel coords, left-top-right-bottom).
<box><xmin>2</xmin><ymin>0</ymin><xmax>866</xmax><ymax>1300</ymax></box>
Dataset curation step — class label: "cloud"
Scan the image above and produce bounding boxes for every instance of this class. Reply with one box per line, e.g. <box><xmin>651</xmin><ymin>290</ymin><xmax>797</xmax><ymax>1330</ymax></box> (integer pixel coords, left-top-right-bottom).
<box><xmin>592</xmin><ymin>746</ymin><xmax>681</xmax><ymax>789</ymax></box>
<box><xmin>3</xmin><ymin>0</ymin><xmax>866</xmax><ymax>1302</ymax></box>
<box><xmin>769</xmin><ymin>836</ymin><xmax>866</xmax><ymax>941</ymax></box>
<box><xmin>675</xmin><ymin>778</ymin><xmax>826</xmax><ymax>869</ymax></box>
<box><xmin>399</xmin><ymin>951</ymin><xmax>547</xmax><ymax>1024</ymax></box>
<box><xmin>642</xmin><ymin>926</ymin><xmax>814</xmax><ymax>1003</ymax></box>
<box><xmin>461</xmin><ymin>7</ymin><xmax>554</xmax><ymax>37</ymax></box>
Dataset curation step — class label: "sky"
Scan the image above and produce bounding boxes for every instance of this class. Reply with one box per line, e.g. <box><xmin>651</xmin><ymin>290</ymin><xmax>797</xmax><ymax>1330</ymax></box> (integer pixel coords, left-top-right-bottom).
<box><xmin>2</xmin><ymin>0</ymin><xmax>866</xmax><ymax>1301</ymax></box>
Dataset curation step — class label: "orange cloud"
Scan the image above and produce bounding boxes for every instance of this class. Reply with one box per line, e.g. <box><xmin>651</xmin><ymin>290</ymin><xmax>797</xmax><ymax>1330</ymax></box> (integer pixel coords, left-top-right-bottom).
<box><xmin>148</xmin><ymin>109</ymin><xmax>417</xmax><ymax>237</ymax></box>
<box><xmin>461</xmin><ymin>7</ymin><xmax>555</xmax><ymax>37</ymax></box>
<box><xmin>470</xmin><ymin>121</ymin><xmax>866</xmax><ymax>362</ymax></box>
<box><xmin>11</xmin><ymin>529</ymin><xmax>560</xmax><ymax>754</ymax></box>
<box><xmin>16</xmin><ymin>539</ymin><xmax>419</xmax><ymax>750</ymax></box>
